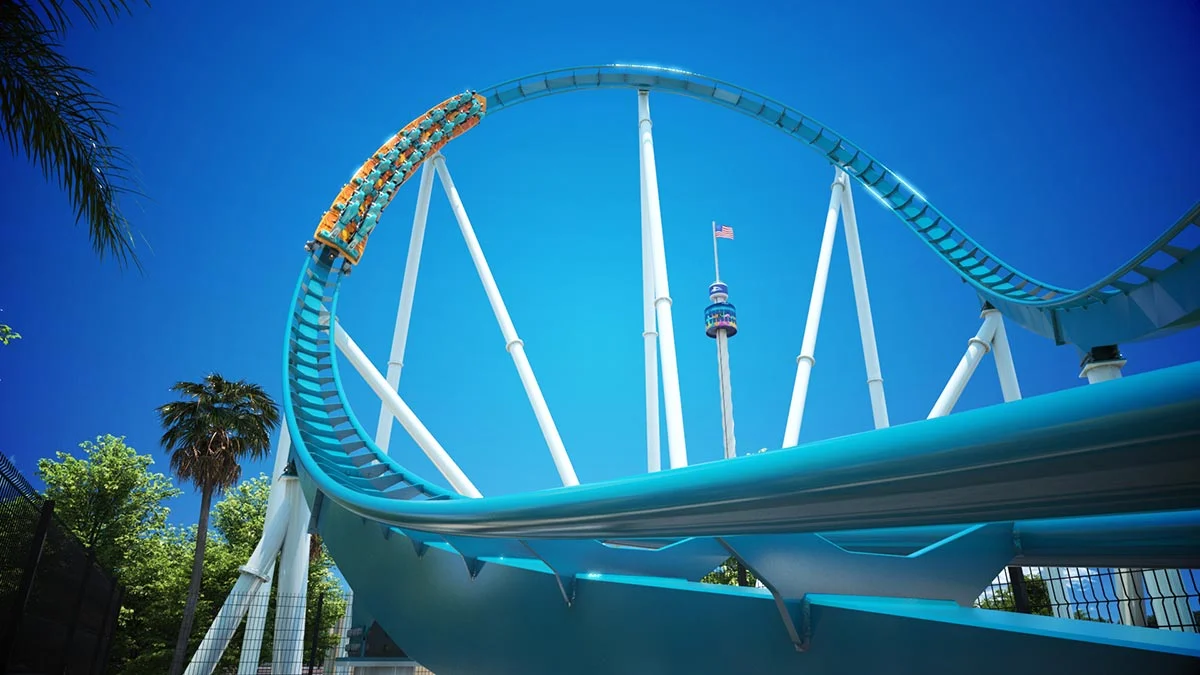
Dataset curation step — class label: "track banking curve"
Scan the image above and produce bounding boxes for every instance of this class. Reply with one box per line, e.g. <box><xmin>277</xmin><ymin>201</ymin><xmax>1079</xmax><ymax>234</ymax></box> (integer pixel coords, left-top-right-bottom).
<box><xmin>281</xmin><ymin>65</ymin><xmax>1200</xmax><ymax>673</ymax></box>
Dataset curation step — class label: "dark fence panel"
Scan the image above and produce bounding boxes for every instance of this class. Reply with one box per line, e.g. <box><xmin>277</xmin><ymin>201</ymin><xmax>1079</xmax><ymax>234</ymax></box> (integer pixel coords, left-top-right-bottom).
<box><xmin>977</xmin><ymin>565</ymin><xmax>1200</xmax><ymax>630</ymax></box>
<box><xmin>0</xmin><ymin>452</ymin><xmax>123</xmax><ymax>674</ymax></box>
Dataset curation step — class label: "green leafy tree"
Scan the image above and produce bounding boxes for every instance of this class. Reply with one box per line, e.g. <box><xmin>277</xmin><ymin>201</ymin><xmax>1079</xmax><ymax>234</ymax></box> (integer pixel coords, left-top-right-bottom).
<box><xmin>33</xmin><ymin>435</ymin><xmax>182</xmax><ymax>673</ymax></box>
<box><xmin>37</xmin><ymin>434</ymin><xmax>180</xmax><ymax>574</ymax></box>
<box><xmin>155</xmin><ymin>374</ymin><xmax>280</xmax><ymax>675</ymax></box>
<box><xmin>0</xmin><ymin>0</ymin><xmax>148</xmax><ymax>268</ymax></box>
<box><xmin>701</xmin><ymin>557</ymin><xmax>756</xmax><ymax>587</ymax></box>
<box><xmin>975</xmin><ymin>573</ymin><xmax>1113</xmax><ymax>622</ymax></box>
<box><xmin>976</xmin><ymin>573</ymin><xmax>1053</xmax><ymax>615</ymax></box>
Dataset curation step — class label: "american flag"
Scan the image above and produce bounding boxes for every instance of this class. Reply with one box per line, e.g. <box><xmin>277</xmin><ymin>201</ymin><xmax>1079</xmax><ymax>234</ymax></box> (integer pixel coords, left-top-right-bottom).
<box><xmin>714</xmin><ymin>223</ymin><xmax>735</xmax><ymax>240</ymax></box>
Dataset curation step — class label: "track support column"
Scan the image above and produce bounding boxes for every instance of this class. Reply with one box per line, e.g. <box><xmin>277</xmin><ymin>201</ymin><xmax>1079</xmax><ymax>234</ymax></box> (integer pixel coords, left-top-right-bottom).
<box><xmin>1078</xmin><ymin>345</ymin><xmax>1156</xmax><ymax>629</ymax></box>
<box><xmin>990</xmin><ymin>308</ymin><xmax>1022</xmax><ymax>402</ymax></box>
<box><xmin>432</xmin><ymin>154</ymin><xmax>580</xmax><ymax>487</ymax></box>
<box><xmin>927</xmin><ymin>307</ymin><xmax>1001</xmax><ymax>418</ymax></box>
<box><xmin>375</xmin><ymin>162</ymin><xmax>437</xmax><ymax>453</ymax></box>
<box><xmin>236</xmin><ymin>427</ymin><xmax>293</xmax><ymax>674</ymax></box>
<box><xmin>271</xmin><ymin>468</ymin><xmax>311</xmax><ymax>674</ymax></box>
<box><xmin>838</xmin><ymin>170</ymin><xmax>889</xmax><ymax>429</ymax></box>
<box><xmin>335</xmin><ymin>322</ymin><xmax>482</xmax><ymax>497</ymax></box>
<box><xmin>782</xmin><ymin>169</ymin><xmax>844</xmax><ymax>447</ymax></box>
<box><xmin>638</xmin><ymin>90</ymin><xmax>688</xmax><ymax>469</ymax></box>
<box><xmin>639</xmin><ymin>148</ymin><xmax>661</xmax><ymax>473</ymax></box>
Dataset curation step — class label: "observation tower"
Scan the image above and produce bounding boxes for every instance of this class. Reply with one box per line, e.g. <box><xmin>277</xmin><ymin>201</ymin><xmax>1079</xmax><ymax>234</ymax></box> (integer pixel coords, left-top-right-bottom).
<box><xmin>705</xmin><ymin>221</ymin><xmax>739</xmax><ymax>459</ymax></box>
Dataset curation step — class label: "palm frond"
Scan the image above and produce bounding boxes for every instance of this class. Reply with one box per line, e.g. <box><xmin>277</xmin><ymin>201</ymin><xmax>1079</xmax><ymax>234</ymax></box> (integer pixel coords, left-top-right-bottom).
<box><xmin>32</xmin><ymin>0</ymin><xmax>142</xmax><ymax>33</ymax></box>
<box><xmin>156</xmin><ymin>374</ymin><xmax>281</xmax><ymax>494</ymax></box>
<box><xmin>0</xmin><ymin>0</ymin><xmax>147</xmax><ymax>269</ymax></box>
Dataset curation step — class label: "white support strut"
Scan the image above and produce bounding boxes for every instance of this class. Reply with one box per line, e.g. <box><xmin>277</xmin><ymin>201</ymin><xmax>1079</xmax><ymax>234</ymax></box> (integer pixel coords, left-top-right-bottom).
<box><xmin>990</xmin><ymin>312</ymin><xmax>1022</xmax><ymax>402</ymax></box>
<box><xmin>270</xmin><ymin>474</ymin><xmax>311</xmax><ymax>675</ymax></box>
<box><xmin>183</xmin><ymin>476</ymin><xmax>298</xmax><ymax>675</ymax></box>
<box><xmin>638</xmin><ymin>90</ymin><xmax>689</xmax><ymax>469</ymax></box>
<box><xmin>927</xmin><ymin>309</ymin><xmax>1002</xmax><ymax>418</ymax></box>
<box><xmin>235</xmin><ymin>426</ymin><xmax>294</xmax><ymax>674</ymax></box>
<box><xmin>375</xmin><ymin>162</ymin><xmax>437</xmax><ymax>453</ymax></box>
<box><xmin>431</xmin><ymin>154</ymin><xmax>580</xmax><ymax>487</ymax></box>
<box><xmin>334</xmin><ymin>321</ymin><xmax>483</xmax><ymax>497</ymax></box>
<box><xmin>838</xmin><ymin>171</ymin><xmax>890</xmax><ymax>429</ymax></box>
<box><xmin>640</xmin><ymin>151</ymin><xmax>661</xmax><ymax>473</ymax></box>
<box><xmin>782</xmin><ymin>169</ymin><xmax>845</xmax><ymax>448</ymax></box>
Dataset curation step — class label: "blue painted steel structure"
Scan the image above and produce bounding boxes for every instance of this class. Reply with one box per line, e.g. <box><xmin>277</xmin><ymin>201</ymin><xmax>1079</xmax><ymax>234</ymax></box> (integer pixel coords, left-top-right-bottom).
<box><xmin>284</xmin><ymin>66</ymin><xmax>1200</xmax><ymax>673</ymax></box>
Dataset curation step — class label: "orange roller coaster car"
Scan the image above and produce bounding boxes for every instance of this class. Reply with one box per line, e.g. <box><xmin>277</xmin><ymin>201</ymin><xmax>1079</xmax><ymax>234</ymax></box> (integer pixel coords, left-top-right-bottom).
<box><xmin>313</xmin><ymin>92</ymin><xmax>486</xmax><ymax>265</ymax></box>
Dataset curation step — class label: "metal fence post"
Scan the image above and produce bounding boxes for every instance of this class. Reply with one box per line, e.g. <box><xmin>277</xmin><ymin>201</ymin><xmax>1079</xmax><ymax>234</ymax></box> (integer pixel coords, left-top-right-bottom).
<box><xmin>1008</xmin><ymin>566</ymin><xmax>1032</xmax><ymax>614</ymax></box>
<box><xmin>307</xmin><ymin>591</ymin><xmax>325</xmax><ymax>674</ymax></box>
<box><xmin>60</xmin><ymin>546</ymin><xmax>98</xmax><ymax>674</ymax></box>
<box><xmin>90</xmin><ymin>580</ymin><xmax>124</xmax><ymax>675</ymax></box>
<box><xmin>96</xmin><ymin>585</ymin><xmax>125</xmax><ymax>675</ymax></box>
<box><xmin>1</xmin><ymin>498</ymin><xmax>55</xmax><ymax>671</ymax></box>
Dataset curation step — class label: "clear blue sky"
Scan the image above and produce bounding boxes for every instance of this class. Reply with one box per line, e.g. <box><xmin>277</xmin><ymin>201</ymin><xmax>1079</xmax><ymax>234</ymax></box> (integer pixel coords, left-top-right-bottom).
<box><xmin>3</xmin><ymin>0</ymin><xmax>1198</xmax><ymax>532</ymax></box>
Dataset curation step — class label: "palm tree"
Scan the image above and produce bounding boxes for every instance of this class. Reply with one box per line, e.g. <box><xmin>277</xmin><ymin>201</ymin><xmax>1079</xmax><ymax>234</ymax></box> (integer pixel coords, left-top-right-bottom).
<box><xmin>1</xmin><ymin>0</ymin><xmax>147</xmax><ymax>268</ymax></box>
<box><xmin>156</xmin><ymin>373</ymin><xmax>280</xmax><ymax>675</ymax></box>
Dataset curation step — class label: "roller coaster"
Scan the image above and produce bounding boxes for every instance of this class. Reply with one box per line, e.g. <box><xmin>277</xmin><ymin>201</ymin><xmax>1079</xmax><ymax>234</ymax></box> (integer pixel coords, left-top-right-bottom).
<box><xmin>186</xmin><ymin>65</ymin><xmax>1200</xmax><ymax>674</ymax></box>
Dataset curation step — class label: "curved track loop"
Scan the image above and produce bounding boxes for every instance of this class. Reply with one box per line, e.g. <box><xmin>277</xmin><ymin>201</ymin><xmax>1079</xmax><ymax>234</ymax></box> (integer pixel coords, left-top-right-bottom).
<box><xmin>477</xmin><ymin>66</ymin><xmax>1200</xmax><ymax>350</ymax></box>
<box><xmin>283</xmin><ymin>66</ymin><xmax>1200</xmax><ymax>673</ymax></box>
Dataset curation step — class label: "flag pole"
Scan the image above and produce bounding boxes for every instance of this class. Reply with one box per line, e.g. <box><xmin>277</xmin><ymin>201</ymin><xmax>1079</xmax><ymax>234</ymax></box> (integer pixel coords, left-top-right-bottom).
<box><xmin>712</xmin><ymin>220</ymin><xmax>721</xmax><ymax>282</ymax></box>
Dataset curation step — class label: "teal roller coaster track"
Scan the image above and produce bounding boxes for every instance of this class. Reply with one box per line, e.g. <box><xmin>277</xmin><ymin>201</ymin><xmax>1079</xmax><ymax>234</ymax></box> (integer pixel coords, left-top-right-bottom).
<box><xmin>281</xmin><ymin>65</ymin><xmax>1200</xmax><ymax>674</ymax></box>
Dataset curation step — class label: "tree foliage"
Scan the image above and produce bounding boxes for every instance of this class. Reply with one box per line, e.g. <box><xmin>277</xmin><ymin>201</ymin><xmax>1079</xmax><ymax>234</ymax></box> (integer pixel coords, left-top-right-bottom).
<box><xmin>35</xmin><ymin>436</ymin><xmax>345</xmax><ymax>675</ymax></box>
<box><xmin>37</xmin><ymin>434</ymin><xmax>180</xmax><ymax>575</ymax></box>
<box><xmin>0</xmin><ymin>0</ymin><xmax>148</xmax><ymax>268</ymax></box>
<box><xmin>701</xmin><ymin>556</ymin><xmax>756</xmax><ymax>587</ymax></box>
<box><xmin>975</xmin><ymin>573</ymin><xmax>1111</xmax><ymax>622</ymax></box>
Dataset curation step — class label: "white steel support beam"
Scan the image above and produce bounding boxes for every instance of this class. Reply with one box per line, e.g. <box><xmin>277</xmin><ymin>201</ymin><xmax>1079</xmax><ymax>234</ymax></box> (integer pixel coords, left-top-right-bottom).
<box><xmin>990</xmin><ymin>311</ymin><xmax>1022</xmax><ymax>402</ymax></box>
<box><xmin>782</xmin><ymin>169</ymin><xmax>845</xmax><ymax>448</ymax></box>
<box><xmin>837</xmin><ymin>171</ymin><xmax>890</xmax><ymax>429</ymax></box>
<box><xmin>270</xmin><ymin>472</ymin><xmax>311</xmax><ymax>674</ymax></box>
<box><xmin>639</xmin><ymin>152</ymin><xmax>661</xmax><ymax>473</ymax></box>
<box><xmin>184</xmin><ymin>477</ymin><xmax>297</xmax><ymax>675</ymax></box>
<box><xmin>235</xmin><ymin>426</ymin><xmax>293</xmax><ymax>674</ymax></box>
<box><xmin>637</xmin><ymin>91</ymin><xmax>688</xmax><ymax>469</ymax></box>
<box><xmin>375</xmin><ymin>162</ymin><xmax>437</xmax><ymax>453</ymax></box>
<box><xmin>334</xmin><ymin>321</ymin><xmax>482</xmax><ymax>497</ymax></box>
<box><xmin>927</xmin><ymin>309</ymin><xmax>1002</xmax><ymax>419</ymax></box>
<box><xmin>431</xmin><ymin>154</ymin><xmax>580</xmax><ymax>487</ymax></box>
<box><xmin>1077</xmin><ymin>350</ymin><xmax>1153</xmax><ymax>628</ymax></box>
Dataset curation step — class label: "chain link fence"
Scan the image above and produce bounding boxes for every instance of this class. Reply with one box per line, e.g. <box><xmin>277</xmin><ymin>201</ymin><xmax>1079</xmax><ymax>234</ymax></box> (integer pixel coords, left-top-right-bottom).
<box><xmin>0</xmin><ymin>452</ymin><xmax>124</xmax><ymax>674</ymax></box>
<box><xmin>977</xmin><ymin>565</ymin><xmax>1200</xmax><ymax>630</ymax></box>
